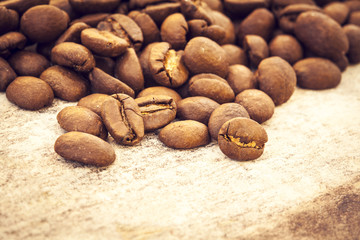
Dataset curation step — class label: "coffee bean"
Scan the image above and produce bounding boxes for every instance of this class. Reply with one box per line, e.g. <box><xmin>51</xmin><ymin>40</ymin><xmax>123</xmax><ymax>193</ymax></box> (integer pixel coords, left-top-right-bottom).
<box><xmin>8</xmin><ymin>50</ymin><xmax>50</xmax><ymax>77</ymax></box>
<box><xmin>188</xmin><ymin>19</ymin><xmax>226</xmax><ymax>44</ymax></box>
<box><xmin>0</xmin><ymin>6</ymin><xmax>19</xmax><ymax>35</ymax></box>
<box><xmin>271</xmin><ymin>0</ymin><xmax>316</xmax><ymax>18</ymax></box>
<box><xmin>226</xmin><ymin>64</ymin><xmax>255</xmax><ymax>95</ymax></box>
<box><xmin>348</xmin><ymin>11</ymin><xmax>360</xmax><ymax>26</ymax></box>
<box><xmin>235</xmin><ymin>89</ymin><xmax>275</xmax><ymax>124</ymax></box>
<box><xmin>55</xmin><ymin>22</ymin><xmax>90</xmax><ymax>45</ymax></box>
<box><xmin>70</xmin><ymin>13</ymin><xmax>110</xmax><ymax>27</ymax></box>
<box><xmin>135</xmin><ymin>95</ymin><xmax>177</xmax><ymax>131</ymax></box>
<box><xmin>0</xmin><ymin>0</ymin><xmax>50</xmax><ymax>14</ymax></box>
<box><xmin>50</xmin><ymin>0</ymin><xmax>78</xmax><ymax>21</ymax></box>
<box><xmin>243</xmin><ymin>35</ymin><xmax>269</xmax><ymax>68</ymax></box>
<box><xmin>221</xmin><ymin>44</ymin><xmax>248</xmax><ymax>66</ymax></box>
<box><xmin>343</xmin><ymin>24</ymin><xmax>360</xmax><ymax>64</ymax></box>
<box><xmin>0</xmin><ymin>57</ymin><xmax>17</xmax><ymax>91</ymax></box>
<box><xmin>40</xmin><ymin>65</ymin><xmax>89</xmax><ymax>102</ymax></box>
<box><xmin>159</xmin><ymin>120</ymin><xmax>210</xmax><ymax>149</ymax></box>
<box><xmin>218</xmin><ymin>117</ymin><xmax>268</xmax><ymax>161</ymax></box>
<box><xmin>177</xmin><ymin>96</ymin><xmax>220</xmax><ymax>125</ymax></box>
<box><xmin>293</xmin><ymin>57</ymin><xmax>341</xmax><ymax>89</ymax></box>
<box><xmin>77</xmin><ymin>93</ymin><xmax>113</xmax><ymax>116</ymax></box>
<box><xmin>6</xmin><ymin>76</ymin><xmax>54</xmax><ymax>110</ymax></box>
<box><xmin>57</xmin><ymin>106</ymin><xmax>108</xmax><ymax>140</ymax></box>
<box><xmin>209</xmin><ymin>11</ymin><xmax>236</xmax><ymax>45</ymax></box>
<box><xmin>269</xmin><ymin>34</ymin><xmax>303</xmax><ymax>65</ymax></box>
<box><xmin>208</xmin><ymin>102</ymin><xmax>249</xmax><ymax>140</ymax></box>
<box><xmin>137</xmin><ymin>86</ymin><xmax>182</xmax><ymax>106</ymax></box>
<box><xmin>69</xmin><ymin>0</ymin><xmax>120</xmax><ymax>14</ymax></box>
<box><xmin>101</xmin><ymin>94</ymin><xmax>144</xmax><ymax>145</ymax></box>
<box><xmin>323</xmin><ymin>2</ymin><xmax>350</xmax><ymax>25</ymax></box>
<box><xmin>180</xmin><ymin>0</ymin><xmax>213</xmax><ymax>24</ymax></box>
<box><xmin>161</xmin><ymin>13</ymin><xmax>188</xmax><ymax>50</ymax></box>
<box><xmin>128</xmin><ymin>11</ymin><xmax>161</xmax><ymax>46</ymax></box>
<box><xmin>54</xmin><ymin>131</ymin><xmax>116</xmax><ymax>167</ymax></box>
<box><xmin>142</xmin><ymin>2</ymin><xmax>181</xmax><ymax>26</ymax></box>
<box><xmin>0</xmin><ymin>32</ymin><xmax>27</xmax><ymax>58</ymax></box>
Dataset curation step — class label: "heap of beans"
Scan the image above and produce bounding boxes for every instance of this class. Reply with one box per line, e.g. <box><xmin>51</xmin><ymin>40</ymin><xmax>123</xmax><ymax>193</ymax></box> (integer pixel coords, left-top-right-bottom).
<box><xmin>1</xmin><ymin>0</ymin><xmax>360</xmax><ymax>166</ymax></box>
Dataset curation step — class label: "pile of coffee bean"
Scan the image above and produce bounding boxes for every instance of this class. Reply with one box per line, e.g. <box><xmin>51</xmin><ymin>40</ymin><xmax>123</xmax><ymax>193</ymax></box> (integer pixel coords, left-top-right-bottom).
<box><xmin>1</xmin><ymin>0</ymin><xmax>360</xmax><ymax>166</ymax></box>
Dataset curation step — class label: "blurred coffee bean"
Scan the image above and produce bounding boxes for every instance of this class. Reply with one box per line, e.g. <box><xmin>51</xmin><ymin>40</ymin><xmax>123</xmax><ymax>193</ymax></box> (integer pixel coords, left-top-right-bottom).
<box><xmin>323</xmin><ymin>2</ymin><xmax>350</xmax><ymax>25</ymax></box>
<box><xmin>269</xmin><ymin>34</ymin><xmax>303</xmax><ymax>64</ymax></box>
<box><xmin>343</xmin><ymin>24</ymin><xmax>360</xmax><ymax>63</ymax></box>
<box><xmin>226</xmin><ymin>64</ymin><xmax>255</xmax><ymax>95</ymax></box>
<box><xmin>0</xmin><ymin>0</ymin><xmax>50</xmax><ymax>14</ymax></box>
<box><xmin>0</xmin><ymin>32</ymin><xmax>27</xmax><ymax>58</ymax></box>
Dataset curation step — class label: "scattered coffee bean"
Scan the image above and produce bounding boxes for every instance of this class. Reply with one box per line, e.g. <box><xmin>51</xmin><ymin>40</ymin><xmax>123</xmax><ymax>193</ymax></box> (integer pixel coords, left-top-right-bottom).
<box><xmin>0</xmin><ymin>32</ymin><xmax>27</xmax><ymax>57</ymax></box>
<box><xmin>226</xmin><ymin>64</ymin><xmax>255</xmax><ymax>95</ymax></box>
<box><xmin>77</xmin><ymin>93</ymin><xmax>113</xmax><ymax>116</ymax></box>
<box><xmin>55</xmin><ymin>22</ymin><xmax>90</xmax><ymax>45</ymax></box>
<box><xmin>8</xmin><ymin>50</ymin><xmax>50</xmax><ymax>77</ymax></box>
<box><xmin>128</xmin><ymin>11</ymin><xmax>161</xmax><ymax>46</ymax></box>
<box><xmin>161</xmin><ymin>13</ymin><xmax>188</xmax><ymax>50</ymax></box>
<box><xmin>269</xmin><ymin>34</ymin><xmax>303</xmax><ymax>65</ymax></box>
<box><xmin>243</xmin><ymin>35</ymin><xmax>269</xmax><ymax>68</ymax></box>
<box><xmin>137</xmin><ymin>86</ymin><xmax>182</xmax><ymax>107</ymax></box>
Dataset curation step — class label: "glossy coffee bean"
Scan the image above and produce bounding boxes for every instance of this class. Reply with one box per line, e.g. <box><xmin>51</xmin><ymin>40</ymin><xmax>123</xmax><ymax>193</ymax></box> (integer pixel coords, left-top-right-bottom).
<box><xmin>137</xmin><ymin>86</ymin><xmax>182</xmax><ymax>106</ymax></box>
<box><xmin>218</xmin><ymin>117</ymin><xmax>268</xmax><ymax>161</ymax></box>
<box><xmin>54</xmin><ymin>131</ymin><xmax>116</xmax><ymax>167</ymax></box>
<box><xmin>8</xmin><ymin>50</ymin><xmax>50</xmax><ymax>77</ymax></box>
<box><xmin>101</xmin><ymin>94</ymin><xmax>144</xmax><ymax>145</ymax></box>
<box><xmin>226</xmin><ymin>64</ymin><xmax>255</xmax><ymax>95</ymax></box>
<box><xmin>159</xmin><ymin>120</ymin><xmax>210</xmax><ymax>149</ymax></box>
<box><xmin>269</xmin><ymin>34</ymin><xmax>303</xmax><ymax>65</ymax></box>
<box><xmin>243</xmin><ymin>35</ymin><xmax>269</xmax><ymax>68</ymax></box>
<box><xmin>0</xmin><ymin>57</ymin><xmax>17</xmax><ymax>91</ymax></box>
<box><xmin>77</xmin><ymin>93</ymin><xmax>113</xmax><ymax>116</ymax></box>
<box><xmin>161</xmin><ymin>13</ymin><xmax>188</xmax><ymax>50</ymax></box>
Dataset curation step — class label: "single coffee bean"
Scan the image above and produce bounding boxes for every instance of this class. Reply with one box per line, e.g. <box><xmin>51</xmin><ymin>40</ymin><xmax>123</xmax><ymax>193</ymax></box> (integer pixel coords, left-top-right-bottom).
<box><xmin>8</xmin><ymin>50</ymin><xmax>50</xmax><ymax>77</ymax></box>
<box><xmin>188</xmin><ymin>73</ymin><xmax>235</xmax><ymax>104</ymax></box>
<box><xmin>81</xmin><ymin>28</ymin><xmax>129</xmax><ymax>57</ymax></box>
<box><xmin>0</xmin><ymin>6</ymin><xmax>19</xmax><ymax>35</ymax></box>
<box><xmin>293</xmin><ymin>57</ymin><xmax>341</xmax><ymax>89</ymax></box>
<box><xmin>89</xmin><ymin>67</ymin><xmax>135</xmax><ymax>97</ymax></box>
<box><xmin>271</xmin><ymin>0</ymin><xmax>316</xmax><ymax>18</ymax></box>
<box><xmin>0</xmin><ymin>32</ymin><xmax>27</xmax><ymax>58</ymax></box>
<box><xmin>128</xmin><ymin>11</ymin><xmax>161</xmax><ymax>46</ymax></box>
<box><xmin>161</xmin><ymin>13</ymin><xmax>188</xmax><ymax>50</ymax></box>
<box><xmin>183</xmin><ymin>36</ymin><xmax>229</xmax><ymax>78</ymax></box>
<box><xmin>50</xmin><ymin>0</ymin><xmax>78</xmax><ymax>21</ymax></box>
<box><xmin>137</xmin><ymin>86</ymin><xmax>182</xmax><ymax>106</ymax></box>
<box><xmin>70</xmin><ymin>13</ymin><xmax>110</xmax><ymax>27</ymax></box>
<box><xmin>235</xmin><ymin>89</ymin><xmax>275</xmax><ymax>124</ymax></box>
<box><xmin>142</xmin><ymin>2</ymin><xmax>181</xmax><ymax>26</ymax></box>
<box><xmin>243</xmin><ymin>35</ymin><xmax>269</xmax><ymax>68</ymax></box>
<box><xmin>269</xmin><ymin>34</ymin><xmax>303</xmax><ymax>65</ymax></box>
<box><xmin>77</xmin><ymin>93</ymin><xmax>113</xmax><ymax>116</ymax></box>
<box><xmin>54</xmin><ymin>131</ymin><xmax>116</xmax><ymax>167</ymax></box>
<box><xmin>135</xmin><ymin>95</ymin><xmax>177</xmax><ymax>131</ymax></box>
<box><xmin>209</xmin><ymin>11</ymin><xmax>236</xmax><ymax>45</ymax></box>
<box><xmin>177</xmin><ymin>96</ymin><xmax>220</xmax><ymax>125</ymax></box>
<box><xmin>221</xmin><ymin>44</ymin><xmax>248</xmax><ymax>66</ymax></box>
<box><xmin>51</xmin><ymin>42</ymin><xmax>96</xmax><ymax>72</ymax></box>
<box><xmin>69</xmin><ymin>0</ymin><xmax>120</xmax><ymax>14</ymax></box>
<box><xmin>0</xmin><ymin>57</ymin><xmax>17</xmax><ymax>91</ymax></box>
<box><xmin>94</xmin><ymin>55</ymin><xmax>115</xmax><ymax>75</ymax></box>
<box><xmin>101</xmin><ymin>94</ymin><xmax>144</xmax><ymax>145</ymax></box>
<box><xmin>55</xmin><ymin>22</ymin><xmax>90</xmax><ymax>45</ymax></box>
<box><xmin>6</xmin><ymin>76</ymin><xmax>54</xmax><ymax>110</ymax></box>
<box><xmin>208</xmin><ymin>102</ymin><xmax>250</xmax><ymax>140</ymax></box>
<box><xmin>343</xmin><ymin>24</ymin><xmax>360</xmax><ymax>64</ymax></box>
<box><xmin>218</xmin><ymin>117</ymin><xmax>268</xmax><ymax>161</ymax></box>
<box><xmin>20</xmin><ymin>5</ymin><xmax>69</xmax><ymax>43</ymax></box>
<box><xmin>159</xmin><ymin>120</ymin><xmax>210</xmax><ymax>149</ymax></box>
<box><xmin>187</xmin><ymin>19</ymin><xmax>226</xmax><ymax>44</ymax></box>
<box><xmin>254</xmin><ymin>56</ymin><xmax>296</xmax><ymax>106</ymax></box>
<box><xmin>0</xmin><ymin>0</ymin><xmax>50</xmax><ymax>14</ymax></box>
<box><xmin>226</xmin><ymin>64</ymin><xmax>255</xmax><ymax>95</ymax></box>
<box><xmin>40</xmin><ymin>65</ymin><xmax>89</xmax><ymax>102</ymax></box>
<box><xmin>323</xmin><ymin>2</ymin><xmax>350</xmax><ymax>25</ymax></box>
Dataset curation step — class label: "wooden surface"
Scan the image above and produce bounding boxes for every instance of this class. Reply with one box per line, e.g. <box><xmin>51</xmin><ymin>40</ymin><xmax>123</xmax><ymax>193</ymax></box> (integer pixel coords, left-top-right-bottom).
<box><xmin>1</xmin><ymin>65</ymin><xmax>360</xmax><ymax>239</ymax></box>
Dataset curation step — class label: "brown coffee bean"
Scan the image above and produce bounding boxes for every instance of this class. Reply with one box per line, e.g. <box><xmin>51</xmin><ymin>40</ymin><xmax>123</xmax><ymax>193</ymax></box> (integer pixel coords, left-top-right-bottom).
<box><xmin>177</xmin><ymin>96</ymin><xmax>220</xmax><ymax>125</ymax></box>
<box><xmin>226</xmin><ymin>64</ymin><xmax>255</xmax><ymax>95</ymax></box>
<box><xmin>6</xmin><ymin>76</ymin><xmax>54</xmax><ymax>110</ymax></box>
<box><xmin>88</xmin><ymin>67</ymin><xmax>135</xmax><ymax>97</ymax></box>
<box><xmin>269</xmin><ymin>34</ymin><xmax>303</xmax><ymax>65</ymax></box>
<box><xmin>55</xmin><ymin>22</ymin><xmax>90</xmax><ymax>45</ymax></box>
<box><xmin>243</xmin><ymin>35</ymin><xmax>269</xmax><ymax>68</ymax></box>
<box><xmin>187</xmin><ymin>19</ymin><xmax>226</xmax><ymax>44</ymax></box>
<box><xmin>94</xmin><ymin>55</ymin><xmax>115</xmax><ymax>75</ymax></box>
<box><xmin>20</xmin><ymin>5</ymin><xmax>69</xmax><ymax>43</ymax></box>
<box><xmin>0</xmin><ymin>32</ymin><xmax>27</xmax><ymax>58</ymax></box>
<box><xmin>349</xmin><ymin>11</ymin><xmax>360</xmax><ymax>26</ymax></box>
<box><xmin>235</xmin><ymin>89</ymin><xmax>275</xmax><ymax>124</ymax></box>
<box><xmin>51</xmin><ymin>42</ymin><xmax>96</xmax><ymax>72</ymax></box>
<box><xmin>0</xmin><ymin>57</ymin><xmax>17</xmax><ymax>91</ymax></box>
<box><xmin>139</xmin><ymin>42</ymin><xmax>158</xmax><ymax>86</ymax></box>
<box><xmin>293</xmin><ymin>57</ymin><xmax>341</xmax><ymax>89</ymax></box>
<box><xmin>183</xmin><ymin>37</ymin><xmax>229</xmax><ymax>78</ymax></box>
<box><xmin>70</xmin><ymin>13</ymin><xmax>110</xmax><ymax>27</ymax></box>
<box><xmin>40</xmin><ymin>65</ymin><xmax>88</xmax><ymax>102</ymax></box>
<box><xmin>209</xmin><ymin>11</ymin><xmax>236</xmax><ymax>45</ymax></box>
<box><xmin>50</xmin><ymin>0</ymin><xmax>78</xmax><ymax>21</ymax></box>
<box><xmin>77</xmin><ymin>93</ymin><xmax>113</xmax><ymax>116</ymax></box>
<box><xmin>343</xmin><ymin>24</ymin><xmax>360</xmax><ymax>64</ymax></box>
<box><xmin>323</xmin><ymin>2</ymin><xmax>350</xmax><ymax>25</ymax></box>
<box><xmin>188</xmin><ymin>73</ymin><xmax>235</xmax><ymax>104</ymax></box>
<box><xmin>135</xmin><ymin>95</ymin><xmax>177</xmax><ymax>131</ymax></box>
<box><xmin>0</xmin><ymin>0</ymin><xmax>50</xmax><ymax>14</ymax></box>
<box><xmin>148</xmin><ymin>42</ymin><xmax>189</xmax><ymax>88</ymax></box>
<box><xmin>57</xmin><ymin>106</ymin><xmax>108</xmax><ymax>140</ymax></box>
<box><xmin>271</xmin><ymin>0</ymin><xmax>316</xmax><ymax>18</ymax></box>
<box><xmin>128</xmin><ymin>11</ymin><xmax>161</xmax><ymax>46</ymax></box>
<box><xmin>8</xmin><ymin>50</ymin><xmax>50</xmax><ymax>77</ymax></box>
<box><xmin>69</xmin><ymin>0</ymin><xmax>119</xmax><ymax>14</ymax></box>
<box><xmin>159</xmin><ymin>120</ymin><xmax>210</xmax><ymax>149</ymax></box>
<box><xmin>0</xmin><ymin>6</ymin><xmax>19</xmax><ymax>35</ymax></box>
<box><xmin>221</xmin><ymin>44</ymin><xmax>248</xmax><ymax>66</ymax></box>
<box><xmin>142</xmin><ymin>2</ymin><xmax>181</xmax><ymax>26</ymax></box>
<box><xmin>254</xmin><ymin>56</ymin><xmax>296</xmax><ymax>106</ymax></box>
<box><xmin>114</xmin><ymin>48</ymin><xmax>144</xmax><ymax>93</ymax></box>
<box><xmin>180</xmin><ymin>0</ymin><xmax>213</xmax><ymax>24</ymax></box>
<box><xmin>218</xmin><ymin>117</ymin><xmax>268</xmax><ymax>161</ymax></box>
<box><xmin>223</xmin><ymin>0</ymin><xmax>268</xmax><ymax>18</ymax></box>
<box><xmin>203</xmin><ymin>0</ymin><xmax>223</xmax><ymax>11</ymax></box>
<box><xmin>161</xmin><ymin>13</ymin><xmax>188</xmax><ymax>50</ymax></box>
<box><xmin>54</xmin><ymin>131</ymin><xmax>116</xmax><ymax>167</ymax></box>
<box><xmin>208</xmin><ymin>102</ymin><xmax>249</xmax><ymax>140</ymax></box>
<box><xmin>137</xmin><ymin>86</ymin><xmax>182</xmax><ymax>106</ymax></box>
<box><xmin>101</xmin><ymin>94</ymin><xmax>144</xmax><ymax>145</ymax></box>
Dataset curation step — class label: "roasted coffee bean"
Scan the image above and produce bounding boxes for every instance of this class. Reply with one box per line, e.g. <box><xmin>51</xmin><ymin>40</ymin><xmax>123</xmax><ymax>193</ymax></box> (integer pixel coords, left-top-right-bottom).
<box><xmin>177</xmin><ymin>96</ymin><xmax>219</xmax><ymax>125</ymax></box>
<box><xmin>161</xmin><ymin>13</ymin><xmax>188</xmax><ymax>50</ymax></box>
<box><xmin>293</xmin><ymin>57</ymin><xmax>341</xmax><ymax>89</ymax></box>
<box><xmin>269</xmin><ymin>34</ymin><xmax>303</xmax><ymax>65</ymax></box>
<box><xmin>6</xmin><ymin>76</ymin><xmax>54</xmax><ymax>110</ymax></box>
<box><xmin>208</xmin><ymin>102</ymin><xmax>249</xmax><ymax>140</ymax></box>
<box><xmin>203</xmin><ymin>0</ymin><xmax>223</xmax><ymax>11</ymax></box>
<box><xmin>223</xmin><ymin>0</ymin><xmax>268</xmax><ymax>18</ymax></box>
<box><xmin>0</xmin><ymin>57</ymin><xmax>17</xmax><ymax>91</ymax></box>
<box><xmin>40</xmin><ymin>65</ymin><xmax>88</xmax><ymax>101</ymax></box>
<box><xmin>254</xmin><ymin>56</ymin><xmax>296</xmax><ymax>106</ymax></box>
<box><xmin>226</xmin><ymin>64</ymin><xmax>255</xmax><ymax>95</ymax></box>
<box><xmin>81</xmin><ymin>28</ymin><xmax>129</xmax><ymax>57</ymax></box>
<box><xmin>69</xmin><ymin>0</ymin><xmax>120</xmax><ymax>14</ymax></box>
<box><xmin>135</xmin><ymin>95</ymin><xmax>177</xmax><ymax>131</ymax></box>
<box><xmin>218</xmin><ymin>117</ymin><xmax>268</xmax><ymax>161</ymax></box>
<box><xmin>114</xmin><ymin>48</ymin><xmax>144</xmax><ymax>92</ymax></box>
<box><xmin>89</xmin><ymin>67</ymin><xmax>135</xmax><ymax>97</ymax></box>
<box><xmin>148</xmin><ymin>42</ymin><xmax>189</xmax><ymax>88</ymax></box>
<box><xmin>70</xmin><ymin>13</ymin><xmax>110</xmax><ymax>27</ymax></box>
<box><xmin>243</xmin><ymin>35</ymin><xmax>269</xmax><ymax>68</ymax></box>
<box><xmin>235</xmin><ymin>89</ymin><xmax>275</xmax><ymax>124</ymax></box>
<box><xmin>221</xmin><ymin>44</ymin><xmax>248</xmax><ymax>66</ymax></box>
<box><xmin>54</xmin><ymin>131</ymin><xmax>116</xmax><ymax>167</ymax></box>
<box><xmin>51</xmin><ymin>42</ymin><xmax>95</xmax><ymax>72</ymax></box>
<box><xmin>0</xmin><ymin>0</ymin><xmax>50</xmax><ymax>14</ymax></box>
<box><xmin>142</xmin><ymin>2</ymin><xmax>181</xmax><ymax>26</ymax></box>
<box><xmin>20</xmin><ymin>5</ymin><xmax>69</xmax><ymax>43</ymax></box>
<box><xmin>94</xmin><ymin>55</ymin><xmax>115</xmax><ymax>75</ymax></box>
<box><xmin>101</xmin><ymin>94</ymin><xmax>144</xmax><ymax>145</ymax></box>
<box><xmin>50</xmin><ymin>0</ymin><xmax>78</xmax><ymax>21</ymax></box>
<box><xmin>8</xmin><ymin>50</ymin><xmax>50</xmax><ymax>77</ymax></box>
<box><xmin>343</xmin><ymin>24</ymin><xmax>360</xmax><ymax>64</ymax></box>
<box><xmin>0</xmin><ymin>6</ymin><xmax>19</xmax><ymax>35</ymax></box>
<box><xmin>128</xmin><ymin>11</ymin><xmax>161</xmax><ymax>46</ymax></box>
<box><xmin>55</xmin><ymin>22</ymin><xmax>90</xmax><ymax>45</ymax></box>
<box><xmin>57</xmin><ymin>106</ymin><xmax>108</xmax><ymax>140</ymax></box>
<box><xmin>77</xmin><ymin>93</ymin><xmax>113</xmax><ymax>116</ymax></box>
<box><xmin>323</xmin><ymin>2</ymin><xmax>350</xmax><ymax>25</ymax></box>
<box><xmin>188</xmin><ymin>73</ymin><xmax>235</xmax><ymax>104</ymax></box>
<box><xmin>271</xmin><ymin>0</ymin><xmax>316</xmax><ymax>18</ymax></box>
<box><xmin>349</xmin><ymin>11</ymin><xmax>360</xmax><ymax>26</ymax></box>
<box><xmin>180</xmin><ymin>0</ymin><xmax>213</xmax><ymax>24</ymax></box>
<box><xmin>139</xmin><ymin>42</ymin><xmax>158</xmax><ymax>86</ymax></box>
<box><xmin>183</xmin><ymin>37</ymin><xmax>229</xmax><ymax>78</ymax></box>
<box><xmin>187</xmin><ymin>19</ymin><xmax>226</xmax><ymax>44</ymax></box>
<box><xmin>209</xmin><ymin>11</ymin><xmax>236</xmax><ymax>45</ymax></box>
<box><xmin>159</xmin><ymin>120</ymin><xmax>210</xmax><ymax>149</ymax></box>
<box><xmin>137</xmin><ymin>86</ymin><xmax>182</xmax><ymax>106</ymax></box>
<box><xmin>0</xmin><ymin>32</ymin><xmax>27</xmax><ymax>57</ymax></box>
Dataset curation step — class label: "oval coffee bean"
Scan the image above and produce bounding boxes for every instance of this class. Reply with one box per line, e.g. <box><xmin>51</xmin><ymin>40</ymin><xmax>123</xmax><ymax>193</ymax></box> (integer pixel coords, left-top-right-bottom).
<box><xmin>101</xmin><ymin>94</ymin><xmax>144</xmax><ymax>145</ymax></box>
<box><xmin>57</xmin><ymin>106</ymin><xmax>108</xmax><ymax>140</ymax></box>
<box><xmin>0</xmin><ymin>57</ymin><xmax>17</xmax><ymax>91</ymax></box>
<box><xmin>343</xmin><ymin>24</ymin><xmax>360</xmax><ymax>64</ymax></box>
<box><xmin>55</xmin><ymin>22</ymin><xmax>91</xmax><ymax>45</ymax></box>
<box><xmin>0</xmin><ymin>6</ymin><xmax>19</xmax><ymax>35</ymax></box>
<box><xmin>226</xmin><ymin>64</ymin><xmax>255</xmax><ymax>95</ymax></box>
<box><xmin>6</xmin><ymin>76</ymin><xmax>54</xmax><ymax>110</ymax></box>
<box><xmin>135</xmin><ymin>95</ymin><xmax>177</xmax><ymax>131</ymax></box>
<box><xmin>159</xmin><ymin>120</ymin><xmax>210</xmax><ymax>149</ymax></box>
<box><xmin>243</xmin><ymin>35</ymin><xmax>269</xmax><ymax>68</ymax></box>
<box><xmin>77</xmin><ymin>93</ymin><xmax>113</xmax><ymax>116</ymax></box>
<box><xmin>8</xmin><ymin>50</ymin><xmax>50</xmax><ymax>77</ymax></box>
<box><xmin>54</xmin><ymin>131</ymin><xmax>116</xmax><ymax>167</ymax></box>
<box><xmin>0</xmin><ymin>32</ymin><xmax>27</xmax><ymax>57</ymax></box>
<box><xmin>218</xmin><ymin>117</ymin><xmax>268</xmax><ymax>161</ymax></box>
<box><xmin>160</xmin><ymin>13</ymin><xmax>188</xmax><ymax>50</ymax></box>
<box><xmin>128</xmin><ymin>11</ymin><xmax>161</xmax><ymax>46</ymax></box>
<box><xmin>137</xmin><ymin>86</ymin><xmax>182</xmax><ymax>106</ymax></box>
<box><xmin>268</xmin><ymin>34</ymin><xmax>303</xmax><ymax>65</ymax></box>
